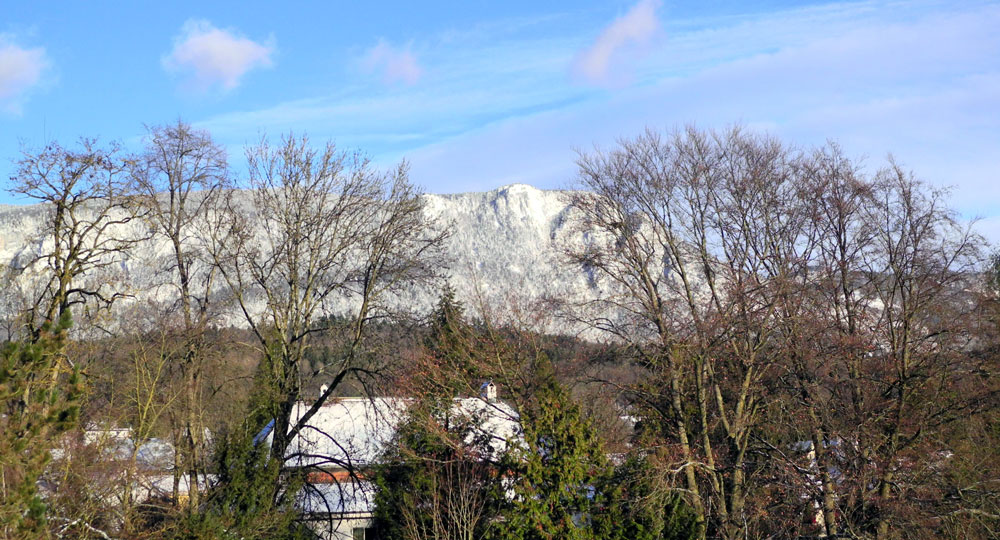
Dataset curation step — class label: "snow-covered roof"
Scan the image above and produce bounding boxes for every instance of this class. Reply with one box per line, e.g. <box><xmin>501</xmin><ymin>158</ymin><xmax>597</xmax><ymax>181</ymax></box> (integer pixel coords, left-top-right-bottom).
<box><xmin>286</xmin><ymin>397</ymin><xmax>408</xmax><ymax>469</ymax></box>
<box><xmin>273</xmin><ymin>396</ymin><xmax>520</xmax><ymax>470</ymax></box>
<box><xmin>449</xmin><ymin>397</ymin><xmax>520</xmax><ymax>457</ymax></box>
<box><xmin>298</xmin><ymin>480</ymin><xmax>376</xmax><ymax>517</ymax></box>
<box><xmin>52</xmin><ymin>429</ymin><xmax>176</xmax><ymax>471</ymax></box>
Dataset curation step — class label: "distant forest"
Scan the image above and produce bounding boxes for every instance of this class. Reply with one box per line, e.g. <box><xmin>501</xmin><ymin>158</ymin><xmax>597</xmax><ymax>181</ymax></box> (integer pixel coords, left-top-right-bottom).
<box><xmin>1</xmin><ymin>122</ymin><xmax>998</xmax><ymax>539</ymax></box>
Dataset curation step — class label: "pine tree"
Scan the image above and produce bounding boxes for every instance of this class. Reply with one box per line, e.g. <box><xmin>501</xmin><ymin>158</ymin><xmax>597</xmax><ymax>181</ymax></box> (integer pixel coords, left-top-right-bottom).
<box><xmin>174</xmin><ymin>341</ymin><xmax>310</xmax><ymax>540</ymax></box>
<box><xmin>495</xmin><ymin>359</ymin><xmax>614</xmax><ymax>540</ymax></box>
<box><xmin>598</xmin><ymin>456</ymin><xmax>700</xmax><ymax>540</ymax></box>
<box><xmin>0</xmin><ymin>310</ymin><xmax>82</xmax><ymax>538</ymax></box>
<box><xmin>423</xmin><ymin>284</ymin><xmax>481</xmax><ymax>396</ymax></box>
<box><xmin>172</xmin><ymin>411</ymin><xmax>311</xmax><ymax>539</ymax></box>
<box><xmin>373</xmin><ymin>405</ymin><xmax>509</xmax><ymax>540</ymax></box>
<box><xmin>374</xmin><ymin>288</ymin><xmax>509</xmax><ymax>540</ymax></box>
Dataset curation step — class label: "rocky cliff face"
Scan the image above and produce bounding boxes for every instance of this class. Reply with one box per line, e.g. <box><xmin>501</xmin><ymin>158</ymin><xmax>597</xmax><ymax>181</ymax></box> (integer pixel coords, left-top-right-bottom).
<box><xmin>421</xmin><ymin>184</ymin><xmax>595</xmax><ymax>319</ymax></box>
<box><xmin>0</xmin><ymin>184</ymin><xmax>602</xmax><ymax>334</ymax></box>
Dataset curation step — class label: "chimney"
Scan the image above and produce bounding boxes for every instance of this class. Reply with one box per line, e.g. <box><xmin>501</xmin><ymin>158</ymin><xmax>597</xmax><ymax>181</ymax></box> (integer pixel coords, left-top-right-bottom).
<box><xmin>480</xmin><ymin>380</ymin><xmax>497</xmax><ymax>402</ymax></box>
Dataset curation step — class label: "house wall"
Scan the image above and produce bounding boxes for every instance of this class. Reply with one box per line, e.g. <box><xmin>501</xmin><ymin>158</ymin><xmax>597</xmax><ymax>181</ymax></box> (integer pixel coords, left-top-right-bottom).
<box><xmin>304</xmin><ymin>515</ymin><xmax>373</xmax><ymax>540</ymax></box>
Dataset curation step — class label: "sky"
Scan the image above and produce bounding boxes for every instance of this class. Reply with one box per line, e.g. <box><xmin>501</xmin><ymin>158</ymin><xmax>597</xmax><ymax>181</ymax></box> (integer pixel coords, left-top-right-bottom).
<box><xmin>2</xmin><ymin>0</ymin><xmax>998</xmax><ymax>237</ymax></box>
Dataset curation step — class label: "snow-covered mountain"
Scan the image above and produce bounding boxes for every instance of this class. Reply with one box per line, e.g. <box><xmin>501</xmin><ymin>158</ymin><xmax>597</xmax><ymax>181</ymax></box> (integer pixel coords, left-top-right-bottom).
<box><xmin>0</xmin><ymin>184</ymin><xmax>602</xmax><ymax>333</ymax></box>
<box><xmin>420</xmin><ymin>183</ymin><xmax>594</xmax><ymax>318</ymax></box>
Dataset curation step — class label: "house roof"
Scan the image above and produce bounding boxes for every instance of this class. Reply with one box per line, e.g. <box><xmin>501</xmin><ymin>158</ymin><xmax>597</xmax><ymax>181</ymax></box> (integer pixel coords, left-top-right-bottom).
<box><xmin>286</xmin><ymin>397</ymin><xmax>409</xmax><ymax>469</ymax></box>
<box><xmin>248</xmin><ymin>395</ymin><xmax>521</xmax><ymax>518</ymax></box>
<box><xmin>270</xmin><ymin>396</ymin><xmax>520</xmax><ymax>470</ymax></box>
<box><xmin>297</xmin><ymin>480</ymin><xmax>376</xmax><ymax>517</ymax></box>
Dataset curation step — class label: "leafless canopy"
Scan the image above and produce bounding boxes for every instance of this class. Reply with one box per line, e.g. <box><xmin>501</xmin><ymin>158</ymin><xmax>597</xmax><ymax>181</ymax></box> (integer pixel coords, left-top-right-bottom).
<box><xmin>565</xmin><ymin>125</ymin><xmax>989</xmax><ymax>539</ymax></box>
<box><xmin>10</xmin><ymin>139</ymin><xmax>148</xmax><ymax>339</ymax></box>
<box><xmin>208</xmin><ymin>133</ymin><xmax>447</xmax><ymax>468</ymax></box>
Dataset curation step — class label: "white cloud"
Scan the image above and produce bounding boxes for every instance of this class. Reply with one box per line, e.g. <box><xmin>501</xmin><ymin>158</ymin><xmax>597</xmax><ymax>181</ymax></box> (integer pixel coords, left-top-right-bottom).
<box><xmin>398</xmin><ymin>2</ymin><xmax>1000</xmax><ymax>209</ymax></box>
<box><xmin>162</xmin><ymin>19</ymin><xmax>274</xmax><ymax>93</ymax></box>
<box><xmin>574</xmin><ymin>0</ymin><xmax>661</xmax><ymax>84</ymax></box>
<box><xmin>361</xmin><ymin>39</ymin><xmax>422</xmax><ymax>85</ymax></box>
<box><xmin>0</xmin><ymin>35</ymin><xmax>49</xmax><ymax>114</ymax></box>
<box><xmin>193</xmin><ymin>0</ymin><xmax>999</xmax><ymax>236</ymax></box>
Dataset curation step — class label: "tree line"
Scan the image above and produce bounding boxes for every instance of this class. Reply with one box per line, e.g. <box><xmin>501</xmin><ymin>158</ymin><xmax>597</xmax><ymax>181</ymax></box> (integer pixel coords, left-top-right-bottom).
<box><xmin>0</xmin><ymin>123</ymin><xmax>997</xmax><ymax>539</ymax></box>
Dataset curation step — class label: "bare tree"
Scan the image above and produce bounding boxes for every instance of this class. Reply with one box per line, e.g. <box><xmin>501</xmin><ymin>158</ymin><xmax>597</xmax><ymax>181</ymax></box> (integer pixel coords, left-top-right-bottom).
<box><xmin>848</xmin><ymin>165</ymin><xmax>985</xmax><ymax>537</ymax></box>
<box><xmin>757</xmin><ymin>143</ymin><xmax>878</xmax><ymax>537</ymax></box>
<box><xmin>567</xmin><ymin>126</ymin><xmax>996</xmax><ymax>539</ymax></box>
<box><xmin>208</xmin><ymin>134</ymin><xmax>445</xmax><ymax>485</ymax></box>
<box><xmin>132</xmin><ymin>119</ymin><xmax>230</xmax><ymax>507</ymax></box>
<box><xmin>567</xmin><ymin>126</ymin><xmax>825</xmax><ymax>539</ymax></box>
<box><xmin>42</xmin><ymin>324</ymin><xmax>182</xmax><ymax>539</ymax></box>
<box><xmin>2</xmin><ymin>138</ymin><xmax>143</xmax><ymax>538</ymax></box>
<box><xmin>7</xmin><ymin>137</ymin><xmax>147</xmax><ymax>436</ymax></box>
<box><xmin>772</xmin><ymin>158</ymin><xmax>992</xmax><ymax>539</ymax></box>
<box><xmin>10</xmin><ymin>139</ymin><xmax>147</xmax><ymax>339</ymax></box>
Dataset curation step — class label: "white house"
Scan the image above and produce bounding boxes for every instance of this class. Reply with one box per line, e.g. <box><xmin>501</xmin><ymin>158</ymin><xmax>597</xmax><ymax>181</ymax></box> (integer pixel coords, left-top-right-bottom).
<box><xmin>257</xmin><ymin>387</ymin><xmax>520</xmax><ymax>540</ymax></box>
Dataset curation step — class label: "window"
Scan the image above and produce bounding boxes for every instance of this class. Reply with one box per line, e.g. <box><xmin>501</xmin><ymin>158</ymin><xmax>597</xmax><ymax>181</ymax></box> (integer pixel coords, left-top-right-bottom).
<box><xmin>353</xmin><ymin>527</ymin><xmax>379</xmax><ymax>540</ymax></box>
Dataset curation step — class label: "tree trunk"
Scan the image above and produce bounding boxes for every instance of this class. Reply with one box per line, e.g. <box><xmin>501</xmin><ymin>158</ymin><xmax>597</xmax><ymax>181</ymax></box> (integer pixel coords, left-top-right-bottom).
<box><xmin>185</xmin><ymin>349</ymin><xmax>201</xmax><ymax>509</ymax></box>
<box><xmin>812</xmin><ymin>426</ymin><xmax>839</xmax><ymax>538</ymax></box>
<box><xmin>172</xmin><ymin>421</ymin><xmax>182</xmax><ymax>505</ymax></box>
<box><xmin>671</xmin><ymin>361</ymin><xmax>707</xmax><ymax>539</ymax></box>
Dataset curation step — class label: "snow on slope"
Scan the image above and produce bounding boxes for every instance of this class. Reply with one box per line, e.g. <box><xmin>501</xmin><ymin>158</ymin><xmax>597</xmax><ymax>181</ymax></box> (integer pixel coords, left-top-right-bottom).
<box><xmin>423</xmin><ymin>184</ymin><xmax>592</xmax><ymax>319</ymax></box>
<box><xmin>0</xmin><ymin>184</ymin><xmax>599</xmax><ymax>334</ymax></box>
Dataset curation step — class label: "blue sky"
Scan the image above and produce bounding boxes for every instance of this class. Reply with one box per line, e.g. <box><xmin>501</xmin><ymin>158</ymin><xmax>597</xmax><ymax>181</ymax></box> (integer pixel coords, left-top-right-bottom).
<box><xmin>2</xmin><ymin>1</ymin><xmax>999</xmax><ymax>237</ymax></box>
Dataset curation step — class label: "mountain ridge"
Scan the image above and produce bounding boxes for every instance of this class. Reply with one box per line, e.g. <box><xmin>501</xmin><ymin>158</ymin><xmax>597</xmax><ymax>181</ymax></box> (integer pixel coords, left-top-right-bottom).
<box><xmin>0</xmin><ymin>183</ymin><xmax>598</xmax><ymax>334</ymax></box>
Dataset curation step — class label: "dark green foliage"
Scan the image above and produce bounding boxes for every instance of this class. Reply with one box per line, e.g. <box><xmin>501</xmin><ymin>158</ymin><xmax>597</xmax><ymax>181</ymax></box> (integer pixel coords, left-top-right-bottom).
<box><xmin>373</xmin><ymin>286</ymin><xmax>511</xmax><ymax>540</ymax></box>
<box><xmin>494</xmin><ymin>359</ymin><xmax>615</xmax><ymax>540</ymax></box>
<box><xmin>172</xmin><ymin>343</ymin><xmax>309</xmax><ymax>540</ymax></box>
<box><xmin>488</xmin><ymin>360</ymin><xmax>699</xmax><ymax>540</ymax></box>
<box><xmin>600</xmin><ymin>456</ymin><xmax>700</xmax><ymax>540</ymax></box>
<box><xmin>0</xmin><ymin>310</ymin><xmax>82</xmax><ymax>538</ymax></box>
<box><xmin>428</xmin><ymin>285</ymin><xmax>466</xmax><ymax>350</ymax></box>
<box><xmin>423</xmin><ymin>284</ymin><xmax>483</xmax><ymax>394</ymax></box>
<box><xmin>373</xmin><ymin>403</ymin><xmax>509</xmax><ymax>540</ymax></box>
<box><xmin>171</xmin><ymin>423</ymin><xmax>310</xmax><ymax>540</ymax></box>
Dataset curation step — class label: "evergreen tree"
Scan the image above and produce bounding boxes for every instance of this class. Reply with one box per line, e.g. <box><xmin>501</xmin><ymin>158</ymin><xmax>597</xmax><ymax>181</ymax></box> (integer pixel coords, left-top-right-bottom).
<box><xmin>173</xmin><ymin>427</ymin><xmax>311</xmax><ymax>540</ymax></box>
<box><xmin>0</xmin><ymin>310</ymin><xmax>82</xmax><ymax>538</ymax></box>
<box><xmin>423</xmin><ymin>284</ymin><xmax>481</xmax><ymax>395</ymax></box>
<box><xmin>599</xmin><ymin>456</ymin><xmax>701</xmax><ymax>540</ymax></box>
<box><xmin>173</xmin><ymin>342</ymin><xmax>310</xmax><ymax>540</ymax></box>
<box><xmin>495</xmin><ymin>359</ymin><xmax>614</xmax><ymax>540</ymax></box>
<box><xmin>373</xmin><ymin>404</ymin><xmax>509</xmax><ymax>540</ymax></box>
<box><xmin>375</xmin><ymin>288</ymin><xmax>509</xmax><ymax>540</ymax></box>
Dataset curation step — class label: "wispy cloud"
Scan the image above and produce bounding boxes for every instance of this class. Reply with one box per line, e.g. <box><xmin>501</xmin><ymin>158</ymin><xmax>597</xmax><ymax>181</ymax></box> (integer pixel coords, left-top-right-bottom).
<box><xmin>398</xmin><ymin>2</ymin><xmax>1000</xmax><ymax>208</ymax></box>
<box><xmin>0</xmin><ymin>35</ymin><xmax>49</xmax><ymax>114</ymax></box>
<box><xmin>162</xmin><ymin>19</ymin><xmax>274</xmax><ymax>93</ymax></box>
<box><xmin>192</xmin><ymin>0</ymin><xmax>1000</xmax><ymax>244</ymax></box>
<box><xmin>573</xmin><ymin>0</ymin><xmax>661</xmax><ymax>84</ymax></box>
<box><xmin>199</xmin><ymin>24</ymin><xmax>582</xmax><ymax>146</ymax></box>
<box><xmin>361</xmin><ymin>39</ymin><xmax>422</xmax><ymax>85</ymax></box>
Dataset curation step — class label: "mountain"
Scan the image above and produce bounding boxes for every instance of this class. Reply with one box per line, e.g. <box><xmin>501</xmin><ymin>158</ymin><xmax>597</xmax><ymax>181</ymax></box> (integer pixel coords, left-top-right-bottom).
<box><xmin>0</xmin><ymin>184</ymin><xmax>600</xmax><ymax>333</ymax></box>
<box><xmin>421</xmin><ymin>183</ymin><xmax>594</xmax><ymax>319</ymax></box>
